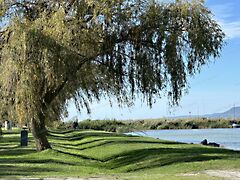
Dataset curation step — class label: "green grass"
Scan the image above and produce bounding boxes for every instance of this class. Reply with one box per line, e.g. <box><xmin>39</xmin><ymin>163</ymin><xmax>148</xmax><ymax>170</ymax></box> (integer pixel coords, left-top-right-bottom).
<box><xmin>0</xmin><ymin>129</ymin><xmax>240</xmax><ymax>179</ymax></box>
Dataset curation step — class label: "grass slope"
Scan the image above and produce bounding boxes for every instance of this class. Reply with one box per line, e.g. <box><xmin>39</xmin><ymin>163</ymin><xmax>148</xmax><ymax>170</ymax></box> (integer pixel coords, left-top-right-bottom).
<box><xmin>0</xmin><ymin>129</ymin><xmax>240</xmax><ymax>179</ymax></box>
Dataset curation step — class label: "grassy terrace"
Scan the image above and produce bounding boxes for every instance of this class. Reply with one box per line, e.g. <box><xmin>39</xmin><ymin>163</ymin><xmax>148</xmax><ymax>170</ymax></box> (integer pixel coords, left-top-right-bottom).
<box><xmin>0</xmin><ymin>129</ymin><xmax>240</xmax><ymax>179</ymax></box>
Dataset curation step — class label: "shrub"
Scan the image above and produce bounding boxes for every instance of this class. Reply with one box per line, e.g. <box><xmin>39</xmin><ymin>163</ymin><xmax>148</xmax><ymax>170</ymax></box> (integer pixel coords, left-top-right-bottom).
<box><xmin>78</xmin><ymin>119</ymin><xmax>124</xmax><ymax>132</ymax></box>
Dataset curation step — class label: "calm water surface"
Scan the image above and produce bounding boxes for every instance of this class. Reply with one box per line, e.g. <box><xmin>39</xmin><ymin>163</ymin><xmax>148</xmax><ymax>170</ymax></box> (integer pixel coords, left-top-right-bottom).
<box><xmin>131</xmin><ymin>128</ymin><xmax>240</xmax><ymax>151</ymax></box>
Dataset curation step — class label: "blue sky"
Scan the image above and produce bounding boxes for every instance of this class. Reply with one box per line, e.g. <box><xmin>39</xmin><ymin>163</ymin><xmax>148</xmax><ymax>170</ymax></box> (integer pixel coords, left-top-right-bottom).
<box><xmin>66</xmin><ymin>0</ymin><xmax>240</xmax><ymax>121</ymax></box>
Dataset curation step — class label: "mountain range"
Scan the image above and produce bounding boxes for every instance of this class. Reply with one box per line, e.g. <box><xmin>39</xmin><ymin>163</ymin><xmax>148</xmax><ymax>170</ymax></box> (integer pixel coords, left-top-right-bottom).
<box><xmin>173</xmin><ymin>106</ymin><xmax>240</xmax><ymax>119</ymax></box>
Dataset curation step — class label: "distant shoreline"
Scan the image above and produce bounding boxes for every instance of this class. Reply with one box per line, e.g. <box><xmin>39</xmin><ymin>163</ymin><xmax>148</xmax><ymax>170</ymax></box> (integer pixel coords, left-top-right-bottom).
<box><xmin>60</xmin><ymin>118</ymin><xmax>240</xmax><ymax>133</ymax></box>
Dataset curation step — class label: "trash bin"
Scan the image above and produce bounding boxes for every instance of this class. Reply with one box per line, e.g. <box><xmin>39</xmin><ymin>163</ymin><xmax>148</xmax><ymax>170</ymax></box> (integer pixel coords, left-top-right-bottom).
<box><xmin>20</xmin><ymin>129</ymin><xmax>28</xmax><ymax>146</ymax></box>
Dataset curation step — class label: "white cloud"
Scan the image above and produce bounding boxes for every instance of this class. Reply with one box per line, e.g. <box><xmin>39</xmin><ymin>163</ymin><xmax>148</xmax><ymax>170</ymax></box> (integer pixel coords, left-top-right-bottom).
<box><xmin>219</xmin><ymin>21</ymin><xmax>240</xmax><ymax>39</ymax></box>
<box><xmin>209</xmin><ymin>3</ymin><xmax>240</xmax><ymax>39</ymax></box>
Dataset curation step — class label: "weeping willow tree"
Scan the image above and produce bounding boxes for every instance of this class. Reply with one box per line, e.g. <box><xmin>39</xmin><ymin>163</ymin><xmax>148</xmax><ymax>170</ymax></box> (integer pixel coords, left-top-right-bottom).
<box><xmin>0</xmin><ymin>0</ymin><xmax>224</xmax><ymax>151</ymax></box>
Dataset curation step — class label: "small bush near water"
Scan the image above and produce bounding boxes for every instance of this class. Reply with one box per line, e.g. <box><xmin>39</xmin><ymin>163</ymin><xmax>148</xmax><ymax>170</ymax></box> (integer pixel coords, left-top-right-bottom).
<box><xmin>78</xmin><ymin>119</ymin><xmax>125</xmax><ymax>132</ymax></box>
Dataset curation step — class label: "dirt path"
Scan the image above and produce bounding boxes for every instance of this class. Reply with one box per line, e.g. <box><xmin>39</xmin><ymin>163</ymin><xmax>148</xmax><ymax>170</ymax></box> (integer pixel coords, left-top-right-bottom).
<box><xmin>14</xmin><ymin>170</ymin><xmax>240</xmax><ymax>180</ymax></box>
<box><xmin>18</xmin><ymin>178</ymin><xmax>109</xmax><ymax>180</ymax></box>
<box><xmin>204</xmin><ymin>170</ymin><xmax>240</xmax><ymax>179</ymax></box>
<box><xmin>180</xmin><ymin>170</ymin><xmax>240</xmax><ymax>179</ymax></box>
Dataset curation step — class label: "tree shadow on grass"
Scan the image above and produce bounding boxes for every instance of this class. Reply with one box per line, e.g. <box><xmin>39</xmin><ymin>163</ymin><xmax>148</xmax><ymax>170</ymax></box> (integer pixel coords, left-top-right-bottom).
<box><xmin>51</xmin><ymin>140</ymin><xmax>239</xmax><ymax>173</ymax></box>
<box><xmin>48</xmin><ymin>130</ymin><xmax>240</xmax><ymax>173</ymax></box>
<box><xmin>51</xmin><ymin>138</ymin><xmax>105</xmax><ymax>147</ymax></box>
<box><xmin>52</xmin><ymin>140</ymin><xmax>113</xmax><ymax>153</ymax></box>
<box><xmin>104</xmin><ymin>146</ymin><xmax>239</xmax><ymax>172</ymax></box>
<box><xmin>48</xmin><ymin>130</ymin><xmax>183</xmax><ymax>148</ymax></box>
<box><xmin>54</xmin><ymin>149</ymin><xmax>100</xmax><ymax>162</ymax></box>
<box><xmin>0</xmin><ymin>136</ymin><xmax>20</xmax><ymax>143</ymax></box>
<box><xmin>48</xmin><ymin>131</ymin><xmax>128</xmax><ymax>141</ymax></box>
<box><xmin>48</xmin><ymin>129</ymin><xmax>76</xmax><ymax>134</ymax></box>
<box><xmin>0</xmin><ymin>130</ymin><xmax>235</xmax><ymax>175</ymax></box>
<box><xmin>0</xmin><ymin>157</ymin><xmax>76</xmax><ymax>166</ymax></box>
<box><xmin>0</xmin><ymin>143</ymin><xmax>20</xmax><ymax>149</ymax></box>
<box><xmin>0</xmin><ymin>164</ymin><xmax>55</xmax><ymax>177</ymax></box>
<box><xmin>51</xmin><ymin>129</ymin><xmax>234</xmax><ymax>147</ymax></box>
<box><xmin>2</xmin><ymin>131</ymin><xmax>20</xmax><ymax>135</ymax></box>
<box><xmin>52</xmin><ymin>138</ymin><xmax>185</xmax><ymax>153</ymax></box>
<box><xmin>0</xmin><ymin>148</ymin><xmax>35</xmax><ymax>156</ymax></box>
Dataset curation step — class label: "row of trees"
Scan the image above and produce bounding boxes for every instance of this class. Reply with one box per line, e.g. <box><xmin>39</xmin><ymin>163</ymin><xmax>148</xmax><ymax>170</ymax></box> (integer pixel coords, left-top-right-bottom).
<box><xmin>0</xmin><ymin>0</ymin><xmax>224</xmax><ymax>151</ymax></box>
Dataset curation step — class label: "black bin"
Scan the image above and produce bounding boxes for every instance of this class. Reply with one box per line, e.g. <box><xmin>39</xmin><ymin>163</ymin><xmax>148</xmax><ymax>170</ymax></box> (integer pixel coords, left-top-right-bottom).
<box><xmin>20</xmin><ymin>130</ymin><xmax>28</xmax><ymax>146</ymax></box>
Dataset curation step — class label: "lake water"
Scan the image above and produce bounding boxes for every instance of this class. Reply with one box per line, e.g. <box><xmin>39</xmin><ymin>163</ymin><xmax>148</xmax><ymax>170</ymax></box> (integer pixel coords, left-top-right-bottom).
<box><xmin>130</xmin><ymin>128</ymin><xmax>240</xmax><ymax>151</ymax></box>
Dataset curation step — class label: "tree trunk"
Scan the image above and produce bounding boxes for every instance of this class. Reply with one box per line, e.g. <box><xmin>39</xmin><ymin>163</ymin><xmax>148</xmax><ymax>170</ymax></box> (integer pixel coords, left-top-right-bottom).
<box><xmin>31</xmin><ymin>111</ymin><xmax>51</xmax><ymax>151</ymax></box>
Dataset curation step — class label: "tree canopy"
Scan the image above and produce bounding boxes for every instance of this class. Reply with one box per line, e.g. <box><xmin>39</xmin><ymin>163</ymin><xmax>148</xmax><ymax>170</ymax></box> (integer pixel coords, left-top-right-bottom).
<box><xmin>0</xmin><ymin>0</ymin><xmax>225</xmax><ymax>150</ymax></box>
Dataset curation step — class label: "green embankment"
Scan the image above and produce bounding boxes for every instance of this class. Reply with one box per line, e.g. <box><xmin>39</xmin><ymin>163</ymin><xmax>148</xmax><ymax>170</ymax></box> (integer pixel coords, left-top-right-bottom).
<box><xmin>0</xmin><ymin>129</ymin><xmax>240</xmax><ymax>179</ymax></box>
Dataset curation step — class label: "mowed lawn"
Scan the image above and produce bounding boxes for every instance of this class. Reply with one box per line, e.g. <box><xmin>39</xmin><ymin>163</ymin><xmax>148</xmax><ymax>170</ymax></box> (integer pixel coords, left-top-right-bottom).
<box><xmin>0</xmin><ymin>129</ymin><xmax>240</xmax><ymax>179</ymax></box>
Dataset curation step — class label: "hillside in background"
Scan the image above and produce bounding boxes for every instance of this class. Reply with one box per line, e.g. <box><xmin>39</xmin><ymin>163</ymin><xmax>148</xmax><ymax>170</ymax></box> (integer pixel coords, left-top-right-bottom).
<box><xmin>205</xmin><ymin>106</ymin><xmax>240</xmax><ymax>119</ymax></box>
<box><xmin>173</xmin><ymin>106</ymin><xmax>240</xmax><ymax>119</ymax></box>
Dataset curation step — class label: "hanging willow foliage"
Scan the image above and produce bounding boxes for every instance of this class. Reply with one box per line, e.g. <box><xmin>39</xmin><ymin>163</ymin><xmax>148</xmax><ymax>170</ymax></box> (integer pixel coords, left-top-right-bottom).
<box><xmin>0</xmin><ymin>0</ymin><xmax>224</xmax><ymax>150</ymax></box>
